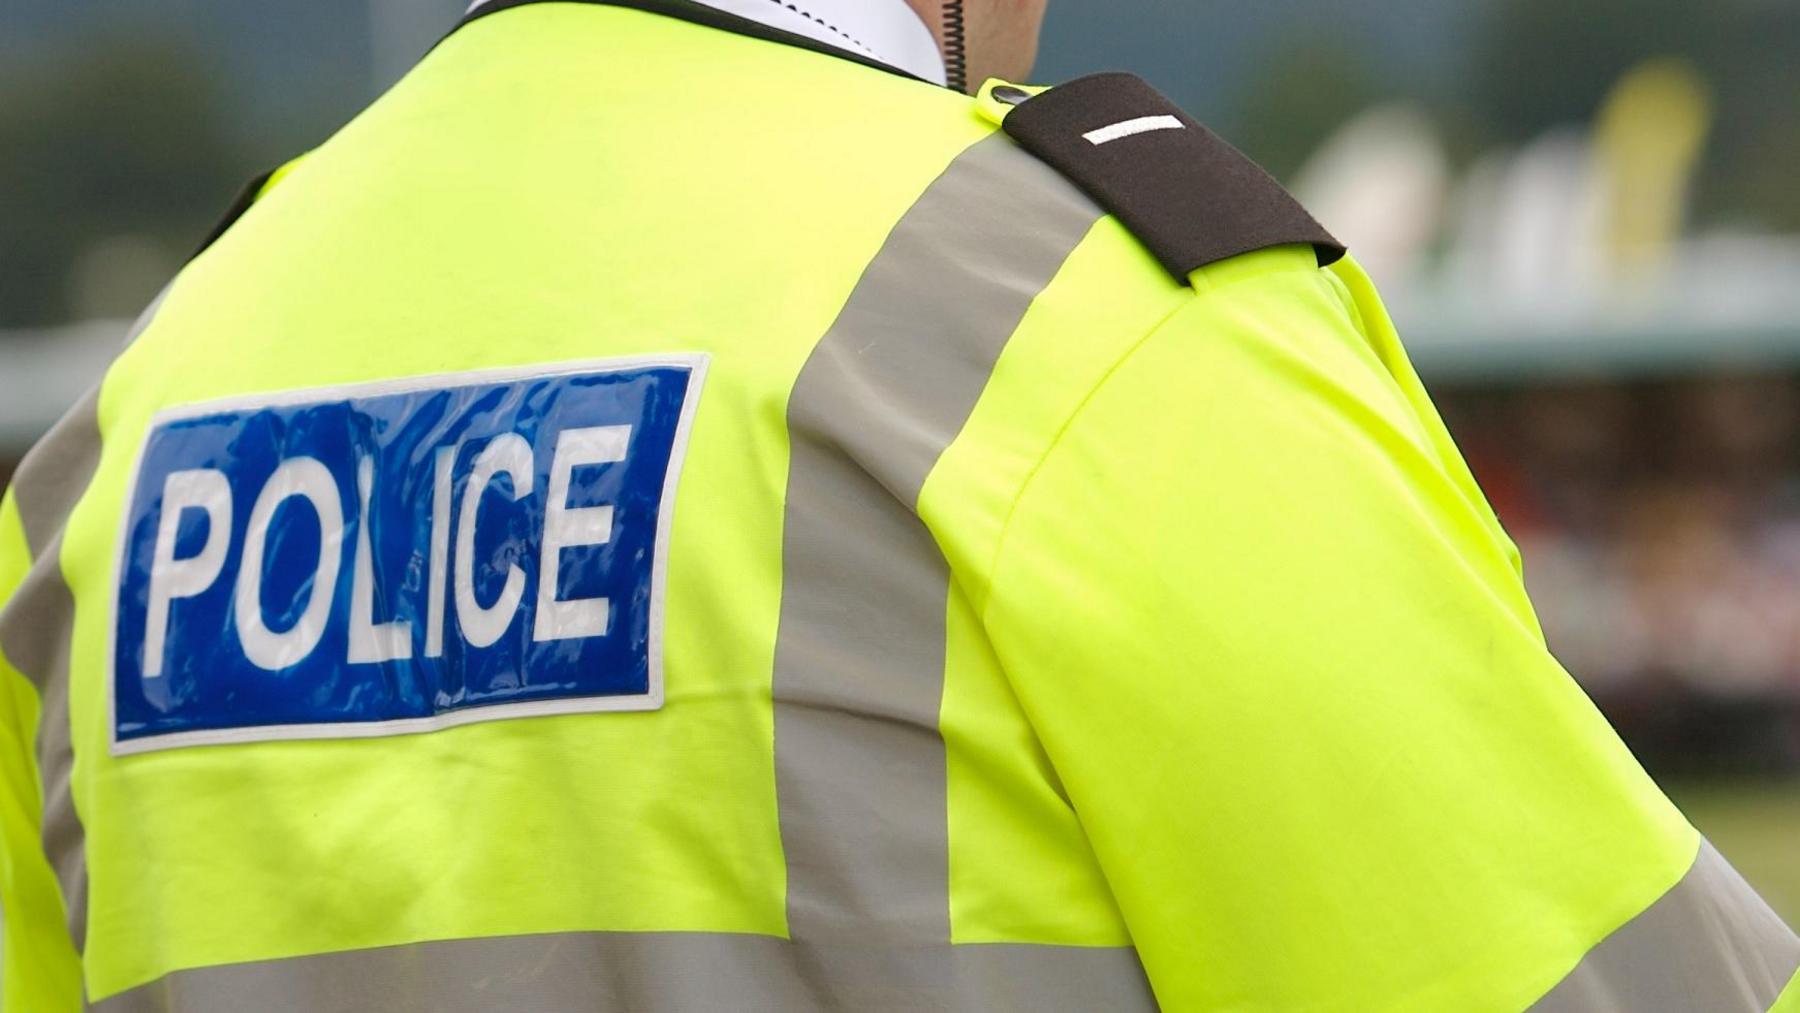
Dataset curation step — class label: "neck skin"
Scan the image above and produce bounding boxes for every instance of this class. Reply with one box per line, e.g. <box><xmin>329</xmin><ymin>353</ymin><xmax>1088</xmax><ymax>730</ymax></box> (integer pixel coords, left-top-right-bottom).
<box><xmin>902</xmin><ymin>0</ymin><xmax>1047</xmax><ymax>91</ymax></box>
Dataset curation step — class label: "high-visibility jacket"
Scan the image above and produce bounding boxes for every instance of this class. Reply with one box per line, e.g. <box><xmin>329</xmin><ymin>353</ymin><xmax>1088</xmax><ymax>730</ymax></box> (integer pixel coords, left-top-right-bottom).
<box><xmin>2</xmin><ymin>1</ymin><xmax>1797</xmax><ymax>1009</ymax></box>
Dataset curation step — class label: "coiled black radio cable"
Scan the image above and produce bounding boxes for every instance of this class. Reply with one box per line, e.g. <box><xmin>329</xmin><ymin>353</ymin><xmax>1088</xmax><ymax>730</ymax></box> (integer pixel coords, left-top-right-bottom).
<box><xmin>942</xmin><ymin>0</ymin><xmax>968</xmax><ymax>92</ymax></box>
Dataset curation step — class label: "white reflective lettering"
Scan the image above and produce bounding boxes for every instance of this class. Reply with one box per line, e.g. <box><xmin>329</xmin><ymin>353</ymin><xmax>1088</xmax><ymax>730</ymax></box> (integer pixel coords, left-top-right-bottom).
<box><xmin>534</xmin><ymin>425</ymin><xmax>629</xmax><ymax>643</ymax></box>
<box><xmin>143</xmin><ymin>469</ymin><xmax>233</xmax><ymax>679</ymax></box>
<box><xmin>425</xmin><ymin>446</ymin><xmax>454</xmax><ymax>659</ymax></box>
<box><xmin>234</xmin><ymin>457</ymin><xmax>344</xmax><ymax>671</ymax></box>
<box><xmin>348</xmin><ymin>456</ymin><xmax>413</xmax><ymax>664</ymax></box>
<box><xmin>454</xmin><ymin>433</ymin><xmax>532</xmax><ymax>649</ymax></box>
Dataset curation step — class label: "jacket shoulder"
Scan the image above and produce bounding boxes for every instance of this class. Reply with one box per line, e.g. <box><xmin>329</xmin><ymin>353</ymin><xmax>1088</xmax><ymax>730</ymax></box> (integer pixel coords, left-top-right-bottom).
<box><xmin>995</xmin><ymin>73</ymin><xmax>1344</xmax><ymax>285</ymax></box>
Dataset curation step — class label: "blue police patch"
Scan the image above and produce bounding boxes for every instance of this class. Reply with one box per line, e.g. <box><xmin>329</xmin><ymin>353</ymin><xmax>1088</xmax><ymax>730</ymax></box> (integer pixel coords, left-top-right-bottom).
<box><xmin>110</xmin><ymin>356</ymin><xmax>707</xmax><ymax>753</ymax></box>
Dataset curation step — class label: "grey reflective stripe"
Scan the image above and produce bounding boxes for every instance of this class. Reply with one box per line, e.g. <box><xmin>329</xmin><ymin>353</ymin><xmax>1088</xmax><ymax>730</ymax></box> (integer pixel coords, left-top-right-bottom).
<box><xmin>9</xmin><ymin>385</ymin><xmax>104</xmax><ymax>567</ymax></box>
<box><xmin>0</xmin><ymin>382</ymin><xmax>107</xmax><ymax>955</ymax></box>
<box><xmin>27</xmin><ymin>540</ymin><xmax>87</xmax><ymax>954</ymax></box>
<box><xmin>91</xmin><ymin>933</ymin><xmax>1153</xmax><ymax>1012</ymax></box>
<box><xmin>0</xmin><ymin>526</ymin><xmax>87</xmax><ymax>693</ymax></box>
<box><xmin>0</xmin><ymin>530</ymin><xmax>86</xmax><ymax>950</ymax></box>
<box><xmin>1530</xmin><ymin>840</ymin><xmax>1800</xmax><ymax>1012</ymax></box>
<box><xmin>4</xmin><ymin>293</ymin><xmax>168</xmax><ymax>956</ymax></box>
<box><xmin>774</xmin><ymin>131</ymin><xmax>1101</xmax><ymax>945</ymax></box>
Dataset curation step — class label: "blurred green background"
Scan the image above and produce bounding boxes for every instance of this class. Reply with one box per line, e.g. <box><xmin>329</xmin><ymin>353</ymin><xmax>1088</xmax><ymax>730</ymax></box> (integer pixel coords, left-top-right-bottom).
<box><xmin>2</xmin><ymin>1</ymin><xmax>1796</xmax><ymax>919</ymax></box>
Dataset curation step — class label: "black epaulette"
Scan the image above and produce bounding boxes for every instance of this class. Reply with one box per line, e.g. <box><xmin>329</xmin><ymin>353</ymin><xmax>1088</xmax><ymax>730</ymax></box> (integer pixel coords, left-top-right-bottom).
<box><xmin>998</xmin><ymin>73</ymin><xmax>1345</xmax><ymax>285</ymax></box>
<box><xmin>190</xmin><ymin>167</ymin><xmax>276</xmax><ymax>262</ymax></box>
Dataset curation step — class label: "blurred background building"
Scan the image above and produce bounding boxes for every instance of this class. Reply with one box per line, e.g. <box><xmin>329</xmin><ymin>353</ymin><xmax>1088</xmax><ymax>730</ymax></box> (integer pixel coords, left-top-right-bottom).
<box><xmin>3</xmin><ymin>0</ymin><xmax>1796</xmax><ymax>916</ymax></box>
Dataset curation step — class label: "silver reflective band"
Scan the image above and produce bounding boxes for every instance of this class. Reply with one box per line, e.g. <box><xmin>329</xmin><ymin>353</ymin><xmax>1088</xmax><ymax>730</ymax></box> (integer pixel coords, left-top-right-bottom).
<box><xmin>1528</xmin><ymin>840</ymin><xmax>1800</xmax><ymax>1011</ymax></box>
<box><xmin>91</xmin><ymin>933</ymin><xmax>1153</xmax><ymax>1012</ymax></box>
<box><xmin>1</xmin><ymin>288</ymin><xmax>169</xmax><ymax>953</ymax></box>
<box><xmin>0</xmin><ymin>384</ymin><xmax>106</xmax><ymax>954</ymax></box>
<box><xmin>1083</xmin><ymin>114</ymin><xmax>1185</xmax><ymax>146</ymax></box>
<box><xmin>774</xmin><ymin>131</ymin><xmax>1102</xmax><ymax>949</ymax></box>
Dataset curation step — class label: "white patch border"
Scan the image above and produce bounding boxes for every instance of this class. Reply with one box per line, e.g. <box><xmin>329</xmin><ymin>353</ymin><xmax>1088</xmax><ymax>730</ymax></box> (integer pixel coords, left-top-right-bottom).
<box><xmin>108</xmin><ymin>352</ymin><xmax>711</xmax><ymax>756</ymax></box>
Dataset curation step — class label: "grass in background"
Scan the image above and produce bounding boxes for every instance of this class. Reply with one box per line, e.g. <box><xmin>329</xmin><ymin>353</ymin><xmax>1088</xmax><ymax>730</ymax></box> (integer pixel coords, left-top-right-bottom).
<box><xmin>1668</xmin><ymin>780</ymin><xmax>1800</xmax><ymax>925</ymax></box>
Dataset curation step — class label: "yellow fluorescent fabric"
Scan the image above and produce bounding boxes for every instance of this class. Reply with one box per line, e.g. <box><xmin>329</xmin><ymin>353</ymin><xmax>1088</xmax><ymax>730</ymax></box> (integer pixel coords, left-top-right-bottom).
<box><xmin>979</xmin><ymin>253</ymin><xmax>1697</xmax><ymax>1009</ymax></box>
<box><xmin>0</xmin><ymin>493</ymin><xmax>26</xmax><ymax>617</ymax></box>
<box><xmin>1780</xmin><ymin>969</ymin><xmax>1800</xmax><ymax>1012</ymax></box>
<box><xmin>933</xmin><ymin>218</ymin><xmax>1186</xmax><ymax>945</ymax></box>
<box><xmin>0</xmin><ymin>494</ymin><xmax>82</xmax><ymax>1010</ymax></box>
<box><xmin>5</xmin><ymin>0</ymin><xmax>1781</xmax><ymax>1006</ymax></box>
<box><xmin>67</xmin><ymin>5</ymin><xmax>987</xmax><ymax>999</ymax></box>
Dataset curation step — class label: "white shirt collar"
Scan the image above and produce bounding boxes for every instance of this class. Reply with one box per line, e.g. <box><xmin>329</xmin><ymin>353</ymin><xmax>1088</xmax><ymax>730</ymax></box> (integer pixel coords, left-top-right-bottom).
<box><xmin>692</xmin><ymin>0</ymin><xmax>945</xmax><ymax>84</ymax></box>
<box><xmin>467</xmin><ymin>0</ymin><xmax>947</xmax><ymax>86</ymax></box>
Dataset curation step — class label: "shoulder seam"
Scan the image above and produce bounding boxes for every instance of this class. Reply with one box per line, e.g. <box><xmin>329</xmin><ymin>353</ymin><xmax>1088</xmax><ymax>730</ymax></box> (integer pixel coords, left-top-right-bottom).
<box><xmin>974</xmin><ymin>260</ymin><xmax>1320</xmax><ymax>621</ymax></box>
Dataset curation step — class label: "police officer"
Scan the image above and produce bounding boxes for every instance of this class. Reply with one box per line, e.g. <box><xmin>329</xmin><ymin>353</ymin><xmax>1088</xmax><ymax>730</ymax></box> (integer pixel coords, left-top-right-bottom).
<box><xmin>2</xmin><ymin>0</ymin><xmax>1796</xmax><ymax>1009</ymax></box>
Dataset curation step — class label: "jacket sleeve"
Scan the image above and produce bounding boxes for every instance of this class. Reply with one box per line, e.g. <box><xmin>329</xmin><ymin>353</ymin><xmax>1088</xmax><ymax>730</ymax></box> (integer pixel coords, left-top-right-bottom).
<box><xmin>981</xmin><ymin>254</ymin><xmax>1800</xmax><ymax>1011</ymax></box>
<box><xmin>0</xmin><ymin>491</ymin><xmax>83</xmax><ymax>1011</ymax></box>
